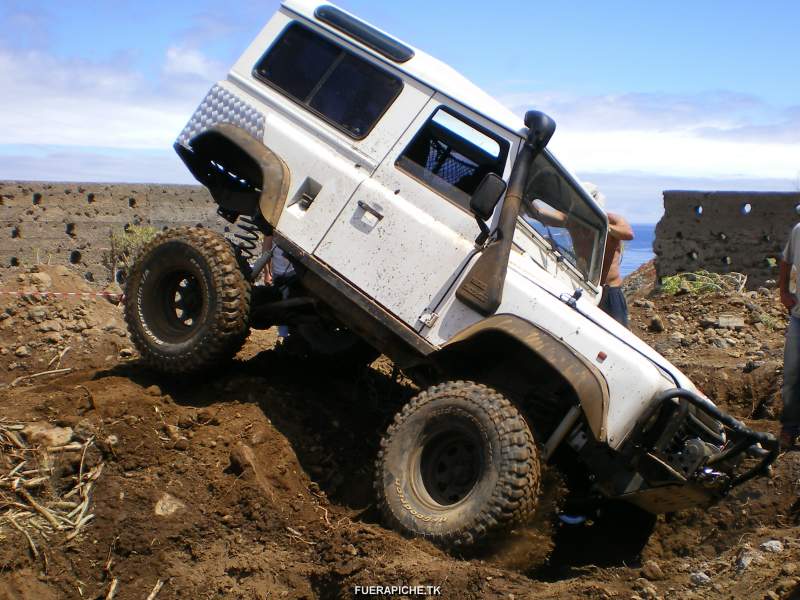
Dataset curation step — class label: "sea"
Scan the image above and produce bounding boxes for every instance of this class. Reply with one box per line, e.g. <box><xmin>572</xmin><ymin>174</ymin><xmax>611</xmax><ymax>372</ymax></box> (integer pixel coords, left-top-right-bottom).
<box><xmin>620</xmin><ymin>224</ymin><xmax>656</xmax><ymax>278</ymax></box>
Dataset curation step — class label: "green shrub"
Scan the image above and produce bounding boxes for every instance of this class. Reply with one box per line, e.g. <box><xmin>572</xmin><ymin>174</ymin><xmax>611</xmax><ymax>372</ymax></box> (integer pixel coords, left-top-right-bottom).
<box><xmin>103</xmin><ymin>225</ymin><xmax>159</xmax><ymax>282</ymax></box>
<box><xmin>659</xmin><ymin>270</ymin><xmax>747</xmax><ymax>296</ymax></box>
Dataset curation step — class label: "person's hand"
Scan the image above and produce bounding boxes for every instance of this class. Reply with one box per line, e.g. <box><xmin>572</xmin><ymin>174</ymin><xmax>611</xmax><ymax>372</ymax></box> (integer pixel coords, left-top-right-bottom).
<box><xmin>781</xmin><ymin>290</ymin><xmax>797</xmax><ymax>312</ymax></box>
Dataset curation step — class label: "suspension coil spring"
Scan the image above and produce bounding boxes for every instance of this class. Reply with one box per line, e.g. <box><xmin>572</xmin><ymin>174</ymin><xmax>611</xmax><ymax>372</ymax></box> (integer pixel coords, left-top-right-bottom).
<box><xmin>233</xmin><ymin>215</ymin><xmax>260</xmax><ymax>261</ymax></box>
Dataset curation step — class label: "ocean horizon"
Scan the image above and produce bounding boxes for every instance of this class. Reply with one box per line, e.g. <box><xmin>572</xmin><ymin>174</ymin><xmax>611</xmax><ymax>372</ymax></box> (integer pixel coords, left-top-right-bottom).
<box><xmin>620</xmin><ymin>223</ymin><xmax>656</xmax><ymax>278</ymax></box>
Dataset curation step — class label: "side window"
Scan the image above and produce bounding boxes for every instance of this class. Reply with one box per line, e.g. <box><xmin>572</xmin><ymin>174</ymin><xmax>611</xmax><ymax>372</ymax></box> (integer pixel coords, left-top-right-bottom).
<box><xmin>396</xmin><ymin>108</ymin><xmax>510</xmax><ymax>210</ymax></box>
<box><xmin>254</xmin><ymin>22</ymin><xmax>403</xmax><ymax>139</ymax></box>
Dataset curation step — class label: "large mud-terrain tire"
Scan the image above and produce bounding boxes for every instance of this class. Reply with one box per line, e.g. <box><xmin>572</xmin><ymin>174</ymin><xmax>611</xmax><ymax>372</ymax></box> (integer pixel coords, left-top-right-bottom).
<box><xmin>375</xmin><ymin>381</ymin><xmax>540</xmax><ymax>548</ymax></box>
<box><xmin>124</xmin><ymin>227</ymin><xmax>251</xmax><ymax>374</ymax></box>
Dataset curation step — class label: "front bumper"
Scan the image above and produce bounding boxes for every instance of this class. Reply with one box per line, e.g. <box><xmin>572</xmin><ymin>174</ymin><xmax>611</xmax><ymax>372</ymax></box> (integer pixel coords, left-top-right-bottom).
<box><xmin>620</xmin><ymin>388</ymin><xmax>778</xmax><ymax>512</ymax></box>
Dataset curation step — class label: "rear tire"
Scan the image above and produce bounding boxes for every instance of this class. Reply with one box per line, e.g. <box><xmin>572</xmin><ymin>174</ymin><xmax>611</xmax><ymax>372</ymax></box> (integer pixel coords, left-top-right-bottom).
<box><xmin>375</xmin><ymin>381</ymin><xmax>540</xmax><ymax>548</ymax></box>
<box><xmin>124</xmin><ymin>227</ymin><xmax>251</xmax><ymax>374</ymax></box>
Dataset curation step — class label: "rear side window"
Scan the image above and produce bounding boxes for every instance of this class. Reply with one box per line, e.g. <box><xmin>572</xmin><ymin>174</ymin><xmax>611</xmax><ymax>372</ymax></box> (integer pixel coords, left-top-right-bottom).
<box><xmin>254</xmin><ymin>23</ymin><xmax>403</xmax><ymax>139</ymax></box>
<box><xmin>396</xmin><ymin>108</ymin><xmax>510</xmax><ymax>210</ymax></box>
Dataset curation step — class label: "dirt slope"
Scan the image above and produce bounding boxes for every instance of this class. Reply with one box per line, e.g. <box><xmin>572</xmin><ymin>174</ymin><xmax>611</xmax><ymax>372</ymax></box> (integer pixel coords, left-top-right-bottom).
<box><xmin>0</xmin><ymin>264</ymin><xmax>799</xmax><ymax>600</ymax></box>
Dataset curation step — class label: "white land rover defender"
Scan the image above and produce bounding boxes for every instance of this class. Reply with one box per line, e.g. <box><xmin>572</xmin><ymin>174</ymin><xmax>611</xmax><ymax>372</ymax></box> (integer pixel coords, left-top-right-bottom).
<box><xmin>125</xmin><ymin>0</ymin><xmax>777</xmax><ymax>547</ymax></box>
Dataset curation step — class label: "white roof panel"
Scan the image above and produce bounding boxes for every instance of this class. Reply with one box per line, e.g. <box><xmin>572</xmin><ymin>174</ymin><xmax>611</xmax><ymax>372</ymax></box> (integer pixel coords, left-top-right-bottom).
<box><xmin>282</xmin><ymin>0</ymin><xmax>526</xmax><ymax>135</ymax></box>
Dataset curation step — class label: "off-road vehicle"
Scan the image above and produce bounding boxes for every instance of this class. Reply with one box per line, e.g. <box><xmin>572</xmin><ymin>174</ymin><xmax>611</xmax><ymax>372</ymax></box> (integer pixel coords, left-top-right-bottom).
<box><xmin>125</xmin><ymin>0</ymin><xmax>778</xmax><ymax>548</ymax></box>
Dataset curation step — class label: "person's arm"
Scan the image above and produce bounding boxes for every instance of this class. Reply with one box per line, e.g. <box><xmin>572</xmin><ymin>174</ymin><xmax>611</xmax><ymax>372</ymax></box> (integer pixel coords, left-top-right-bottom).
<box><xmin>526</xmin><ymin>200</ymin><xmax>568</xmax><ymax>227</ymax></box>
<box><xmin>606</xmin><ymin>212</ymin><xmax>634</xmax><ymax>241</ymax></box>
<box><xmin>779</xmin><ymin>259</ymin><xmax>796</xmax><ymax>312</ymax></box>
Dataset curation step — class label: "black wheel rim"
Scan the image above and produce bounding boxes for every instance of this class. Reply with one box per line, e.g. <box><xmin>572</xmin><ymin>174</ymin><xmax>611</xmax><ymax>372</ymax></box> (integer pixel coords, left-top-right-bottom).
<box><xmin>142</xmin><ymin>266</ymin><xmax>208</xmax><ymax>344</ymax></box>
<box><xmin>163</xmin><ymin>272</ymin><xmax>203</xmax><ymax>328</ymax></box>
<box><xmin>420</xmin><ymin>429</ymin><xmax>482</xmax><ymax>506</ymax></box>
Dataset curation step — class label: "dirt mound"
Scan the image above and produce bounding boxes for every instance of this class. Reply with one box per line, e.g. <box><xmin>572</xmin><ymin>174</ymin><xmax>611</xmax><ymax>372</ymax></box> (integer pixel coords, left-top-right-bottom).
<box><xmin>0</xmin><ymin>265</ymin><xmax>798</xmax><ymax>599</ymax></box>
<box><xmin>627</xmin><ymin>273</ymin><xmax>786</xmax><ymax>418</ymax></box>
<box><xmin>0</xmin><ymin>265</ymin><xmax>132</xmax><ymax>383</ymax></box>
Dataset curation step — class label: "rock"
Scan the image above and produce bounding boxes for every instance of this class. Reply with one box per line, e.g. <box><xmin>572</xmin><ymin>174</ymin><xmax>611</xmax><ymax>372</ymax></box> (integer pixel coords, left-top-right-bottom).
<box><xmin>641</xmin><ymin>559</ymin><xmax>664</xmax><ymax>581</ymax></box>
<box><xmin>154</xmin><ymin>492</ymin><xmax>185</xmax><ymax>516</ymax></box>
<box><xmin>764</xmin><ymin>591</ymin><xmax>780</xmax><ymax>600</ymax></box>
<box><xmin>68</xmin><ymin>320</ymin><xmax>88</xmax><ymax>332</ymax></box>
<box><xmin>22</xmin><ymin>422</ymin><xmax>74</xmax><ymax>447</ymax></box>
<box><xmin>14</xmin><ymin>345</ymin><xmax>31</xmax><ymax>357</ymax></box>
<box><xmin>690</xmin><ymin>571</ymin><xmax>711</xmax><ymax>586</ymax></box>
<box><xmin>781</xmin><ymin>563</ymin><xmax>798</xmax><ymax>576</ymax></box>
<box><xmin>145</xmin><ymin>385</ymin><xmax>162</xmax><ymax>396</ymax></box>
<box><xmin>735</xmin><ymin>548</ymin><xmax>764</xmax><ymax>572</ymax></box>
<box><xmin>634</xmin><ymin>299</ymin><xmax>655</xmax><ymax>309</ymax></box>
<box><xmin>30</xmin><ymin>272</ymin><xmax>52</xmax><ymax>288</ymax></box>
<box><xmin>102</xmin><ymin>319</ymin><xmax>121</xmax><ymax>332</ymax></box>
<box><xmin>104</xmin><ymin>434</ymin><xmax>119</xmax><ymax>447</ymax></box>
<box><xmin>73</xmin><ymin>419</ymin><xmax>97</xmax><ymax>441</ymax></box>
<box><xmin>38</xmin><ymin>320</ymin><xmax>62</xmax><ymax>332</ymax></box>
<box><xmin>758</xmin><ymin>286</ymin><xmax>771</xmax><ymax>296</ymax></box>
<box><xmin>700</xmin><ymin>317</ymin><xmax>717</xmax><ymax>329</ymax></box>
<box><xmin>776</xmin><ymin>578</ymin><xmax>800</xmax><ymax>593</ymax></box>
<box><xmin>743</xmin><ymin>360</ymin><xmax>765</xmax><ymax>373</ymax></box>
<box><xmin>53</xmin><ymin>265</ymin><xmax>71</xmax><ymax>277</ymax></box>
<box><xmin>648</xmin><ymin>315</ymin><xmax>665</xmax><ymax>332</ymax></box>
<box><xmin>669</xmin><ymin>332</ymin><xmax>685</xmax><ymax>343</ymax></box>
<box><xmin>198</xmin><ymin>408</ymin><xmax>220</xmax><ymax>426</ymax></box>
<box><xmin>27</xmin><ymin>307</ymin><xmax>47</xmax><ymax>323</ymax></box>
<box><xmin>760</xmin><ymin>539</ymin><xmax>784</xmax><ymax>553</ymax></box>
<box><xmin>676</xmin><ymin>280</ymin><xmax>693</xmax><ymax>295</ymax></box>
<box><xmin>173</xmin><ymin>438</ymin><xmax>190</xmax><ymax>451</ymax></box>
<box><xmin>102</xmin><ymin>282</ymin><xmax>124</xmax><ymax>304</ymax></box>
<box><xmin>177</xmin><ymin>413</ymin><xmax>195</xmax><ymax>429</ymax></box>
<box><xmin>711</xmin><ymin>337</ymin><xmax>729</xmax><ymax>349</ymax></box>
<box><xmin>717</xmin><ymin>314</ymin><xmax>745</xmax><ymax>330</ymax></box>
<box><xmin>249</xmin><ymin>423</ymin><xmax>272</xmax><ymax>446</ymax></box>
<box><xmin>119</xmin><ymin>348</ymin><xmax>134</xmax><ymax>358</ymax></box>
<box><xmin>44</xmin><ymin>332</ymin><xmax>62</xmax><ymax>344</ymax></box>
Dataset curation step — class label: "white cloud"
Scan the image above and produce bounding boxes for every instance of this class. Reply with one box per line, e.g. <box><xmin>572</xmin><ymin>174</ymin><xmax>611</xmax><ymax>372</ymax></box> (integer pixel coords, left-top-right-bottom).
<box><xmin>163</xmin><ymin>46</ymin><xmax>225</xmax><ymax>80</ymax></box>
<box><xmin>501</xmin><ymin>90</ymin><xmax>800</xmax><ymax>180</ymax></box>
<box><xmin>0</xmin><ymin>47</ymin><xmax>213</xmax><ymax>150</ymax></box>
<box><xmin>549</xmin><ymin>129</ymin><xmax>800</xmax><ymax>180</ymax></box>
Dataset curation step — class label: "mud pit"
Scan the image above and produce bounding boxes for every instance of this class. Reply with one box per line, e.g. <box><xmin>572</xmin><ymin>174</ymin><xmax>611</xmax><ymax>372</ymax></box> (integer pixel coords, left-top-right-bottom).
<box><xmin>1</xmin><ymin>264</ymin><xmax>799</xmax><ymax>600</ymax></box>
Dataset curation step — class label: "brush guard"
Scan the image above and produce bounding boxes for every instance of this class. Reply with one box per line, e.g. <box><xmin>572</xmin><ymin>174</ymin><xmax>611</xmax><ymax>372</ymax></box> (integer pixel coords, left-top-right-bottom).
<box><xmin>640</xmin><ymin>388</ymin><xmax>779</xmax><ymax>493</ymax></box>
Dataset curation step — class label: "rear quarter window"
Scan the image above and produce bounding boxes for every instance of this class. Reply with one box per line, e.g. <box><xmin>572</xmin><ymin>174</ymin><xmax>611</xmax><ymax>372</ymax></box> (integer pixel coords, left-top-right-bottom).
<box><xmin>254</xmin><ymin>22</ymin><xmax>403</xmax><ymax>139</ymax></box>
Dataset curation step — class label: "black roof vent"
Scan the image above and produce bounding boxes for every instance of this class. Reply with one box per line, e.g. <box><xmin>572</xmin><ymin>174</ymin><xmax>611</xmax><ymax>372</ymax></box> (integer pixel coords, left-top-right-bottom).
<box><xmin>314</xmin><ymin>5</ymin><xmax>414</xmax><ymax>63</ymax></box>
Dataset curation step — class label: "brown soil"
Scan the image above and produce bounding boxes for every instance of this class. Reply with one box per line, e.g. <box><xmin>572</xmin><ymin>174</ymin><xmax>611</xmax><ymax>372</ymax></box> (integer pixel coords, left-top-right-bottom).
<box><xmin>1</xmin><ymin>264</ymin><xmax>799</xmax><ymax>600</ymax></box>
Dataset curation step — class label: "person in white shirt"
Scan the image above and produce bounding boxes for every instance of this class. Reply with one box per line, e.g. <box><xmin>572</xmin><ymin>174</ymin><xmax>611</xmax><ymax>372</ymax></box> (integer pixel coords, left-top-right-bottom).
<box><xmin>778</xmin><ymin>223</ymin><xmax>800</xmax><ymax>450</ymax></box>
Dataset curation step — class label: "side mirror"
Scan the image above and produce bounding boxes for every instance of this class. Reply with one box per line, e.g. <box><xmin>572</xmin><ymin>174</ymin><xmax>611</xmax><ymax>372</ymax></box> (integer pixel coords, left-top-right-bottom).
<box><xmin>524</xmin><ymin>110</ymin><xmax>556</xmax><ymax>150</ymax></box>
<box><xmin>470</xmin><ymin>173</ymin><xmax>507</xmax><ymax>221</ymax></box>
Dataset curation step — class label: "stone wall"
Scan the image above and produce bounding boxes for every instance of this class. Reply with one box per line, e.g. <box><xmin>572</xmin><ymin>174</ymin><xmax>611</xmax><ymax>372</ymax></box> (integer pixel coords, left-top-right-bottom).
<box><xmin>0</xmin><ymin>181</ymin><xmax>230</xmax><ymax>284</ymax></box>
<box><xmin>654</xmin><ymin>190</ymin><xmax>800</xmax><ymax>288</ymax></box>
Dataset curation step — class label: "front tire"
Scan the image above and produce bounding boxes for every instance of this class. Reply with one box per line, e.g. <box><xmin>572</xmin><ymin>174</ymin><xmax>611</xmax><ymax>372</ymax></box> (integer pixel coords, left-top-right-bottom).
<box><xmin>375</xmin><ymin>381</ymin><xmax>540</xmax><ymax>547</ymax></box>
<box><xmin>124</xmin><ymin>227</ymin><xmax>251</xmax><ymax>374</ymax></box>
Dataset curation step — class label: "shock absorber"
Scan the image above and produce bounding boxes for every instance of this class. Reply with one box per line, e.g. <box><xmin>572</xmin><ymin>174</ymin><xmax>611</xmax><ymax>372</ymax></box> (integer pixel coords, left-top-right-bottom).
<box><xmin>233</xmin><ymin>214</ymin><xmax>260</xmax><ymax>262</ymax></box>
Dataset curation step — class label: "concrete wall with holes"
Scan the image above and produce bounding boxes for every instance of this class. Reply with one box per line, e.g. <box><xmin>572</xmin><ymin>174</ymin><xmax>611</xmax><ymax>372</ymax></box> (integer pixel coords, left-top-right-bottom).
<box><xmin>654</xmin><ymin>190</ymin><xmax>800</xmax><ymax>288</ymax></box>
<box><xmin>0</xmin><ymin>181</ymin><xmax>231</xmax><ymax>284</ymax></box>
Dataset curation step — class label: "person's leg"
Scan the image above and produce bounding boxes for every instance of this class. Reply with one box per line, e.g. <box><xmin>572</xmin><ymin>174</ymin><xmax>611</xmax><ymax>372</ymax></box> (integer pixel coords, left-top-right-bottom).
<box><xmin>599</xmin><ymin>286</ymin><xmax>628</xmax><ymax>328</ymax></box>
<box><xmin>781</xmin><ymin>316</ymin><xmax>800</xmax><ymax>445</ymax></box>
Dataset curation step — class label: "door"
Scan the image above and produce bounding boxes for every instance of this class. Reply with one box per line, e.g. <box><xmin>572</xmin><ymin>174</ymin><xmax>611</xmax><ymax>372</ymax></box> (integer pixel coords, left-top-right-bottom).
<box><xmin>315</xmin><ymin>97</ymin><xmax>515</xmax><ymax>329</ymax></box>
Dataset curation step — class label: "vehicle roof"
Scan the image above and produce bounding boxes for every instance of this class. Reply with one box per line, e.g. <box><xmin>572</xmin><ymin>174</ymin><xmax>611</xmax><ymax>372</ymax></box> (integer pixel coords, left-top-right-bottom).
<box><xmin>282</xmin><ymin>0</ymin><xmax>526</xmax><ymax>136</ymax></box>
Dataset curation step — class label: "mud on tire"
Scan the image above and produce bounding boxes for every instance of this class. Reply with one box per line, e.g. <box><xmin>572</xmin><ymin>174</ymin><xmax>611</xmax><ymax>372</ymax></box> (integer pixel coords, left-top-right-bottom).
<box><xmin>124</xmin><ymin>227</ymin><xmax>251</xmax><ymax>374</ymax></box>
<box><xmin>375</xmin><ymin>381</ymin><xmax>540</xmax><ymax>548</ymax></box>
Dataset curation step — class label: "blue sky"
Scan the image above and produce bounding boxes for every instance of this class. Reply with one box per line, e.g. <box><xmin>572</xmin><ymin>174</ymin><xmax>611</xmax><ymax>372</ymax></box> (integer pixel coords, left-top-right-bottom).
<box><xmin>1</xmin><ymin>0</ymin><xmax>798</xmax><ymax>222</ymax></box>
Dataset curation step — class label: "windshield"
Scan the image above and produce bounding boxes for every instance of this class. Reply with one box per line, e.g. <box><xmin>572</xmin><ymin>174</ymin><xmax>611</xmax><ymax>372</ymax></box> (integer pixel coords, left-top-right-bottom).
<box><xmin>519</xmin><ymin>151</ymin><xmax>606</xmax><ymax>285</ymax></box>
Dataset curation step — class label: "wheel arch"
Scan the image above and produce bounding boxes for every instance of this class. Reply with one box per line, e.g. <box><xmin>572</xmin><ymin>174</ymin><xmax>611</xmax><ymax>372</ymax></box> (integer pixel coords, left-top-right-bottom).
<box><xmin>175</xmin><ymin>123</ymin><xmax>290</xmax><ymax>224</ymax></box>
<box><xmin>431</xmin><ymin>314</ymin><xmax>610</xmax><ymax>442</ymax></box>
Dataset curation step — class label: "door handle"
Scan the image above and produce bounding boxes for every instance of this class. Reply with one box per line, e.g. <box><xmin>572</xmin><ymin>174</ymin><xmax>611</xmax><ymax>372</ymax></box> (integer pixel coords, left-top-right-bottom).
<box><xmin>357</xmin><ymin>200</ymin><xmax>384</xmax><ymax>221</ymax></box>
